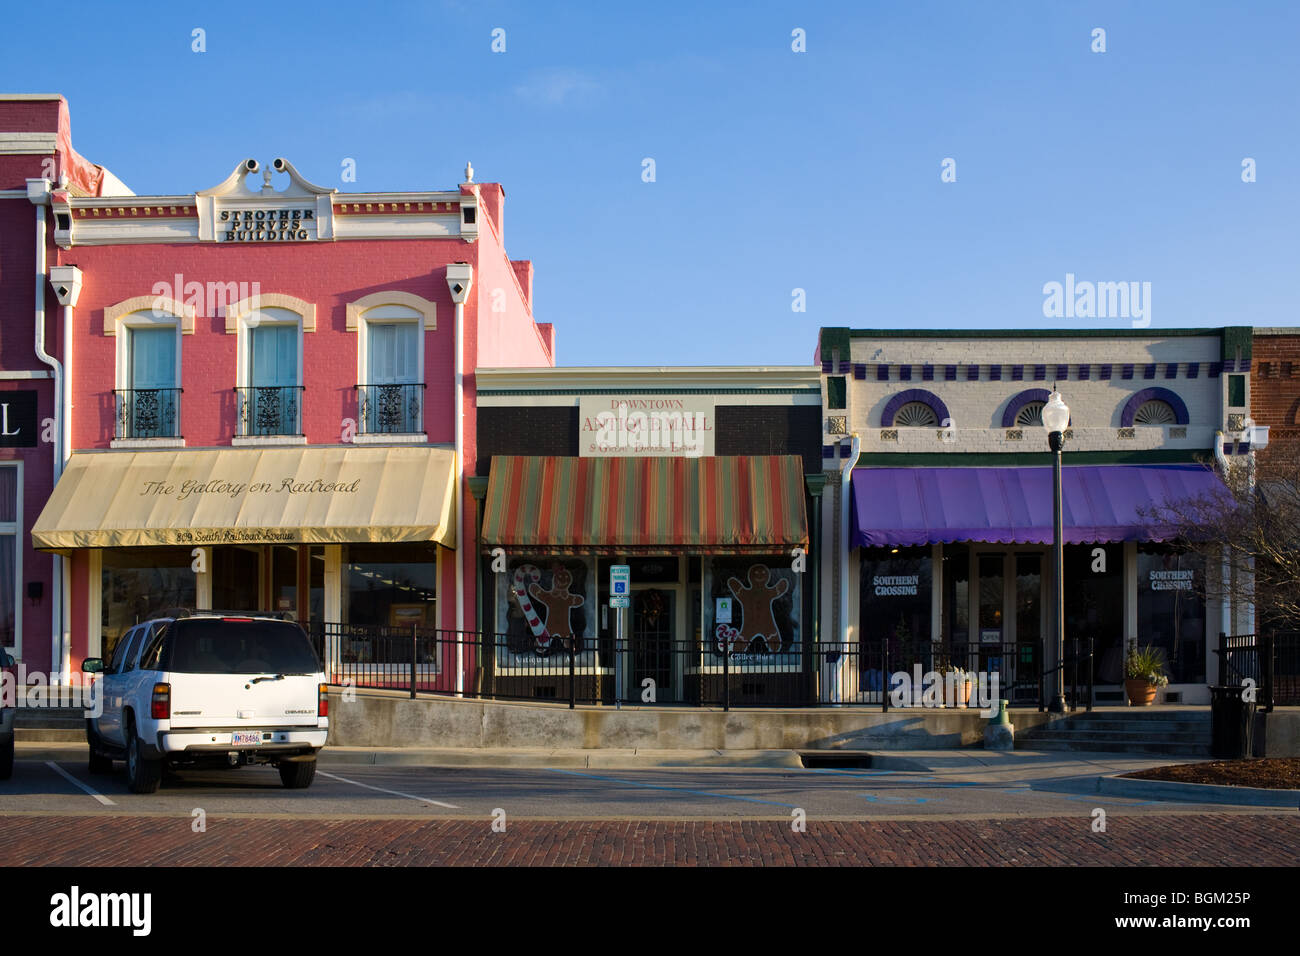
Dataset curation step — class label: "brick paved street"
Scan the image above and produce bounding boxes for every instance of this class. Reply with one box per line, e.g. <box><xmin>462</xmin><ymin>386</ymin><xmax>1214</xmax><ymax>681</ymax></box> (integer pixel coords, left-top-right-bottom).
<box><xmin>0</xmin><ymin>813</ymin><xmax>1294</xmax><ymax>866</ymax></box>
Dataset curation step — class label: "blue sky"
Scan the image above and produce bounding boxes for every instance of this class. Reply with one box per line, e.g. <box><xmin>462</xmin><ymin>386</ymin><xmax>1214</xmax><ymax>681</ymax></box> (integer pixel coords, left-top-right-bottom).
<box><xmin>4</xmin><ymin>1</ymin><xmax>1297</xmax><ymax>366</ymax></box>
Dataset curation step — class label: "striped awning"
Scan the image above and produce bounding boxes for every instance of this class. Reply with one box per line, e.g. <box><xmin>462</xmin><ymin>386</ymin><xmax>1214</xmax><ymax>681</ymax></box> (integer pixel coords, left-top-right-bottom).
<box><xmin>481</xmin><ymin>455</ymin><xmax>809</xmax><ymax>555</ymax></box>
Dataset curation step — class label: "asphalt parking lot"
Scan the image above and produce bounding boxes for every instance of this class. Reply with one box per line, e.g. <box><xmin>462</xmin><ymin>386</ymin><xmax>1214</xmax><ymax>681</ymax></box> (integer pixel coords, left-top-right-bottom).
<box><xmin>0</xmin><ymin>748</ymin><xmax>1279</xmax><ymax>821</ymax></box>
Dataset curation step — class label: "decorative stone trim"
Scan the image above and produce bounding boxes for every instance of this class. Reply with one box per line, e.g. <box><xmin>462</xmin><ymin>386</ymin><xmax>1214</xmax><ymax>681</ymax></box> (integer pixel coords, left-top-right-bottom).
<box><xmin>879</xmin><ymin>429</ymin><xmax>899</xmax><ymax>443</ymax></box>
<box><xmin>1117</xmin><ymin>427</ymin><xmax>1136</xmax><ymax>439</ymax></box>
<box><xmin>1000</xmin><ymin>388</ymin><xmax>1052</xmax><ymax>428</ymax></box>
<box><xmin>224</xmin><ymin>292</ymin><xmax>316</xmax><ymax>333</ymax></box>
<box><xmin>104</xmin><ymin>295</ymin><xmax>195</xmax><ymax>335</ymax></box>
<box><xmin>344</xmin><ymin>290</ymin><xmax>437</xmax><ymax>332</ymax></box>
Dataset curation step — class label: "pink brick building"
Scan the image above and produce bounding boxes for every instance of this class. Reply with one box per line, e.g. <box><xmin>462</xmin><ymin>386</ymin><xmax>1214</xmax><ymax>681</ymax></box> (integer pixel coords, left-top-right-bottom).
<box><xmin>4</xmin><ymin>95</ymin><xmax>553</xmax><ymax>682</ymax></box>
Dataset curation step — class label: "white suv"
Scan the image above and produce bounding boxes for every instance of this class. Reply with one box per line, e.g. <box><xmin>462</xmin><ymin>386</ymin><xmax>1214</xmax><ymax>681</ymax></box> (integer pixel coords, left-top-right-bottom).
<box><xmin>83</xmin><ymin>612</ymin><xmax>329</xmax><ymax>793</ymax></box>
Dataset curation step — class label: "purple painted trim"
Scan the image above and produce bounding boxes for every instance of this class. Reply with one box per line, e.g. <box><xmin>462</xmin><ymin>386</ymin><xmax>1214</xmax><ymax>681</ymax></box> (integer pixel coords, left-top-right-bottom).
<box><xmin>1209</xmin><ymin>362</ymin><xmax>1223</xmax><ymax>377</ymax></box>
<box><xmin>822</xmin><ymin>445</ymin><xmax>836</xmax><ymax>459</ymax></box>
<box><xmin>921</xmin><ymin>365</ymin><xmax>934</xmax><ymax>381</ymax></box>
<box><xmin>1143</xmin><ymin>364</ymin><xmax>1157</xmax><ymax>379</ymax></box>
<box><xmin>820</xmin><ymin>360</ymin><xmax>832</xmax><ymax>373</ymax></box>
<box><xmin>944</xmin><ymin>365</ymin><xmax>957</xmax><ymax>381</ymax></box>
<box><xmin>876</xmin><ymin>364</ymin><xmax>889</xmax><ymax>381</ymax></box>
<box><xmin>899</xmin><ymin>365</ymin><xmax>912</xmax><ymax>381</ymax></box>
<box><xmin>1164</xmin><ymin>363</ymin><xmax>1178</xmax><ymax>379</ymax></box>
<box><xmin>1223</xmin><ymin>359</ymin><xmax>1236</xmax><ymax>372</ymax></box>
<box><xmin>1001</xmin><ymin>388</ymin><xmax>1052</xmax><ymax>428</ymax></box>
<box><xmin>1011</xmin><ymin>365</ymin><xmax>1024</xmax><ymax>381</ymax></box>
<box><xmin>1100</xmin><ymin>364</ymin><xmax>1112</xmax><ymax>380</ymax></box>
<box><xmin>1121</xmin><ymin>364</ymin><xmax>1134</xmax><ymax>380</ymax></box>
<box><xmin>966</xmin><ymin>365</ymin><xmax>980</xmax><ymax>381</ymax></box>
<box><xmin>853</xmin><ymin>364</ymin><xmax>866</xmax><ymax>380</ymax></box>
<box><xmin>1079</xmin><ymin>365</ymin><xmax>1092</xmax><ymax>381</ymax></box>
<box><xmin>881</xmin><ymin>388</ymin><xmax>951</xmax><ymax>427</ymax></box>
<box><xmin>1056</xmin><ymin>364</ymin><xmax>1069</xmax><ymax>381</ymax></box>
<box><xmin>990</xmin><ymin>366</ymin><xmax>1002</xmax><ymax>381</ymax></box>
<box><xmin>1033</xmin><ymin>364</ymin><xmax>1047</xmax><ymax>381</ymax></box>
<box><xmin>1120</xmin><ymin>386</ymin><xmax>1190</xmax><ymax>427</ymax></box>
<box><xmin>839</xmin><ymin>360</ymin><xmax>851</xmax><ymax>373</ymax></box>
<box><xmin>840</xmin><ymin>443</ymin><xmax>852</xmax><ymax>459</ymax></box>
<box><xmin>1187</xmin><ymin>362</ymin><xmax>1199</xmax><ymax>378</ymax></box>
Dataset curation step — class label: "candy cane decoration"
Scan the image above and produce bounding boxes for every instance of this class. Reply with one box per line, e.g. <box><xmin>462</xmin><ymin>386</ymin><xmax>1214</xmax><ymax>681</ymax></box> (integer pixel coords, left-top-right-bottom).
<box><xmin>511</xmin><ymin>565</ymin><xmax>552</xmax><ymax>652</ymax></box>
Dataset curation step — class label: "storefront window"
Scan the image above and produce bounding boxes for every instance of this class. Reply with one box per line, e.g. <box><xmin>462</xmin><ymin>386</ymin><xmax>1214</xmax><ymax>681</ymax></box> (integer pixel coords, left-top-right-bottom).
<box><xmin>705</xmin><ymin>556</ymin><xmax>800</xmax><ymax>662</ymax></box>
<box><xmin>101</xmin><ymin>547</ymin><xmax>196</xmax><ymax>660</ymax></box>
<box><xmin>0</xmin><ymin>465</ymin><xmax>16</xmax><ymax>648</ymax></box>
<box><xmin>343</xmin><ymin>543</ymin><xmax>437</xmax><ymax>628</ymax></box>
<box><xmin>1137</xmin><ymin>546</ymin><xmax>1206</xmax><ymax>683</ymax></box>
<box><xmin>1064</xmin><ymin>543</ymin><xmax>1124</xmax><ymax>682</ymax></box>
<box><xmin>496</xmin><ymin>557</ymin><xmax>594</xmax><ymax>663</ymax></box>
<box><xmin>860</xmin><ymin>546</ymin><xmax>932</xmax><ymax>652</ymax></box>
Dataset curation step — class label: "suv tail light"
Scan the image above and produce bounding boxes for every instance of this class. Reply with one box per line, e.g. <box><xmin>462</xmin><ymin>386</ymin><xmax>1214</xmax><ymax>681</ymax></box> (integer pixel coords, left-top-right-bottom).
<box><xmin>318</xmin><ymin>683</ymin><xmax>329</xmax><ymax>718</ymax></box>
<box><xmin>151</xmin><ymin>683</ymin><xmax>171</xmax><ymax>720</ymax></box>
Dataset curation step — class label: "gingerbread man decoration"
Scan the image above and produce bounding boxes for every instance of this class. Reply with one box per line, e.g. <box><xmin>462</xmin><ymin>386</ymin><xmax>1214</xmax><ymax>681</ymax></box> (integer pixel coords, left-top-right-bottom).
<box><xmin>727</xmin><ymin>564</ymin><xmax>789</xmax><ymax>653</ymax></box>
<box><xmin>528</xmin><ymin>566</ymin><xmax>585</xmax><ymax>645</ymax></box>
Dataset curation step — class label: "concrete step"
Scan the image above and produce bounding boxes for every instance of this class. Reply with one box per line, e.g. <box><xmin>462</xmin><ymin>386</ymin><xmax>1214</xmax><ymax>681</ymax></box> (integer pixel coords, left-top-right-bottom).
<box><xmin>1018</xmin><ymin>739</ymin><xmax>1213</xmax><ymax>756</ymax></box>
<box><xmin>15</xmin><ymin>728</ymin><xmax>85</xmax><ymax>742</ymax></box>
<box><xmin>1024</xmin><ymin>732</ymin><xmax>1209</xmax><ymax>746</ymax></box>
<box><xmin>1028</xmin><ymin>720</ymin><xmax>1209</xmax><ymax>734</ymax></box>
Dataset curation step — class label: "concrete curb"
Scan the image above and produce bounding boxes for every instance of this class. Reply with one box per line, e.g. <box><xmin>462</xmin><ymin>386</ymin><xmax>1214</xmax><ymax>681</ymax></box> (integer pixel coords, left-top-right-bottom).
<box><xmin>318</xmin><ymin>748</ymin><xmax>808</xmax><ymax>770</ymax></box>
<box><xmin>1098</xmin><ymin>773</ymin><xmax>1300</xmax><ymax>807</ymax></box>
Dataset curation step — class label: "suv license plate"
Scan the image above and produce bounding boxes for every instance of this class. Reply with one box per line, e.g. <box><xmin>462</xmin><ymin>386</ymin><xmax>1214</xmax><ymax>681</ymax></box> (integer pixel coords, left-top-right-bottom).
<box><xmin>231</xmin><ymin>732</ymin><xmax>263</xmax><ymax>746</ymax></box>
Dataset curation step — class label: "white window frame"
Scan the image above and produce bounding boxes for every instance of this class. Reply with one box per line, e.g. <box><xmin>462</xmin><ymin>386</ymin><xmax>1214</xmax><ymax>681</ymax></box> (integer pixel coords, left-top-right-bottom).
<box><xmin>112</xmin><ymin>312</ymin><xmax>185</xmax><ymax>449</ymax></box>
<box><xmin>0</xmin><ymin>462</ymin><xmax>21</xmax><ymax>660</ymax></box>
<box><xmin>346</xmin><ymin>292</ymin><xmax>434</xmax><ymax>443</ymax></box>
<box><xmin>227</xmin><ymin>293</ymin><xmax>313</xmax><ymax>446</ymax></box>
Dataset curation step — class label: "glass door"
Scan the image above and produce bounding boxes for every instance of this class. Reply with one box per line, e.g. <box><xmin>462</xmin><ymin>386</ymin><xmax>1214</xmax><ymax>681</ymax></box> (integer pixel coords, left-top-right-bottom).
<box><xmin>630</xmin><ymin>587</ymin><xmax>678</xmax><ymax>703</ymax></box>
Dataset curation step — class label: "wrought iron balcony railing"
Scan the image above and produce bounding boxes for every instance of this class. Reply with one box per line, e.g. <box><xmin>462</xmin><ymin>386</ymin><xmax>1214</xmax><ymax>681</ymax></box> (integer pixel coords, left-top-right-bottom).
<box><xmin>114</xmin><ymin>388</ymin><xmax>181</xmax><ymax>440</ymax></box>
<box><xmin>356</xmin><ymin>383</ymin><xmax>425</xmax><ymax>435</ymax></box>
<box><xmin>235</xmin><ymin>385</ymin><xmax>303</xmax><ymax>437</ymax></box>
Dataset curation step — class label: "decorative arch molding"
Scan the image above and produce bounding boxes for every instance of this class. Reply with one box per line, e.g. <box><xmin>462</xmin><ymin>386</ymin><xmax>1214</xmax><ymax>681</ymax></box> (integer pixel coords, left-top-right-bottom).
<box><xmin>881</xmin><ymin>388</ymin><xmax>951</xmax><ymax>427</ymax></box>
<box><xmin>1001</xmin><ymin>388</ymin><xmax>1052</xmax><ymax>428</ymax></box>
<box><xmin>224</xmin><ymin>292</ymin><xmax>316</xmax><ymax>334</ymax></box>
<box><xmin>103</xmin><ymin>295</ymin><xmax>195</xmax><ymax>335</ymax></box>
<box><xmin>345</xmin><ymin>290</ymin><xmax>437</xmax><ymax>332</ymax></box>
<box><xmin>1121</xmin><ymin>387</ymin><xmax>1190</xmax><ymax>427</ymax></box>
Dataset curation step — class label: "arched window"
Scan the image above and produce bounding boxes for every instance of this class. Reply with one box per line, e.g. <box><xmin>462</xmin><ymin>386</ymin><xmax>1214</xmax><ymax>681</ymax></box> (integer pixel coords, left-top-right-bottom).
<box><xmin>1120</xmin><ymin>387</ymin><xmax>1189</xmax><ymax>428</ymax></box>
<box><xmin>881</xmin><ymin>389</ymin><xmax>950</xmax><ymax>428</ymax></box>
<box><xmin>1001</xmin><ymin>388</ymin><xmax>1053</xmax><ymax>429</ymax></box>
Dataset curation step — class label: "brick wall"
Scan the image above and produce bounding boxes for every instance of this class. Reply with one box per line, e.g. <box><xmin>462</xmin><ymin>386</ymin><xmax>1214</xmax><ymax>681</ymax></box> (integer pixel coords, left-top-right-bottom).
<box><xmin>1252</xmin><ymin>332</ymin><xmax>1300</xmax><ymax>468</ymax></box>
<box><xmin>476</xmin><ymin>406</ymin><xmax>578</xmax><ymax>475</ymax></box>
<box><xmin>715</xmin><ymin>405</ymin><xmax>822</xmax><ymax>473</ymax></box>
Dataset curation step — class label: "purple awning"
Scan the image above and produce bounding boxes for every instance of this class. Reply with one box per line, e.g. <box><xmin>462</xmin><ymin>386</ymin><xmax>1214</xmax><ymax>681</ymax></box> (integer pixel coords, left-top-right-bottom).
<box><xmin>850</xmin><ymin>464</ymin><xmax>1223</xmax><ymax>547</ymax></box>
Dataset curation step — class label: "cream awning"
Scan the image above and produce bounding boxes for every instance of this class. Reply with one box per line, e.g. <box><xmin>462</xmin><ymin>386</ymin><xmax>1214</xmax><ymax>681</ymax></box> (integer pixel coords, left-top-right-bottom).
<box><xmin>32</xmin><ymin>446</ymin><xmax>458</xmax><ymax>552</ymax></box>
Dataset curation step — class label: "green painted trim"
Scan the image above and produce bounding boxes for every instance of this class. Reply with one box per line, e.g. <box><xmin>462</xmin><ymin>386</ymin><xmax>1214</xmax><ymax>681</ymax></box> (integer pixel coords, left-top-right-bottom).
<box><xmin>467</xmin><ymin>476</ymin><xmax>490</xmax><ymax>500</ymax></box>
<box><xmin>837</xmin><ymin>328</ymin><xmax>1228</xmax><ymax>340</ymax></box>
<box><xmin>825</xmin><ymin>376</ymin><xmax>847</xmax><ymax>409</ymax></box>
<box><xmin>805</xmin><ymin>474</ymin><xmax>828</xmax><ymax>496</ymax></box>
<box><xmin>1224</xmin><ymin>326</ymin><xmax>1252</xmax><ymax>362</ymax></box>
<box><xmin>849</xmin><ymin>448</ymin><xmax>1211</xmax><ymax>467</ymax></box>
<box><xmin>475</xmin><ymin>387</ymin><xmax>821</xmax><ymax>397</ymax></box>
<box><xmin>819</xmin><ymin>327</ymin><xmax>851</xmax><ymax>362</ymax></box>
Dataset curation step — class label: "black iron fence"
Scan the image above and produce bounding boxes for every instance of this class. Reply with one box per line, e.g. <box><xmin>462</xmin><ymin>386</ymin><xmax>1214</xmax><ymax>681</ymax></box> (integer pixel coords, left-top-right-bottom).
<box><xmin>307</xmin><ymin>622</ymin><xmax>1092</xmax><ymax>711</ymax></box>
<box><xmin>115</xmin><ymin>387</ymin><xmax>181</xmax><ymax>439</ymax></box>
<box><xmin>356</xmin><ymin>383</ymin><xmax>424</xmax><ymax>435</ymax></box>
<box><xmin>235</xmin><ymin>385</ymin><xmax>303</xmax><ymax>437</ymax></box>
<box><xmin>1215</xmin><ymin>630</ymin><xmax>1300</xmax><ymax>710</ymax></box>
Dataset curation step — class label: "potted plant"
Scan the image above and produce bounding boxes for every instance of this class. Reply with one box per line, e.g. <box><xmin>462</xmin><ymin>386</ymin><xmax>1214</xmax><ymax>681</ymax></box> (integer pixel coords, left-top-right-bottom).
<box><xmin>1124</xmin><ymin>644</ymin><xmax>1169</xmax><ymax>706</ymax></box>
<box><xmin>938</xmin><ymin>664</ymin><xmax>972</xmax><ymax>707</ymax></box>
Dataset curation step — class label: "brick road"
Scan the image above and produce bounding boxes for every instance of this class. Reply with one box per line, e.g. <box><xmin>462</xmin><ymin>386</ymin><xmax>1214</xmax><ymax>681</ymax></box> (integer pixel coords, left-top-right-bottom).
<box><xmin>0</xmin><ymin>813</ymin><xmax>1294</xmax><ymax>865</ymax></box>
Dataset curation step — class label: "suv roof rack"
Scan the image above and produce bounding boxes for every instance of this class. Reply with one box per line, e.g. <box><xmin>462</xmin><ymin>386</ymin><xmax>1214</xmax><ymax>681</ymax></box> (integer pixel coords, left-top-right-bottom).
<box><xmin>157</xmin><ymin>608</ymin><xmax>298</xmax><ymax>621</ymax></box>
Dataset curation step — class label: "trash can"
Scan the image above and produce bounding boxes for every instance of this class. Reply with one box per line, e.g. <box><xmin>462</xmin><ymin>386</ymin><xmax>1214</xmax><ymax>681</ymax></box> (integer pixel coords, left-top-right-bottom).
<box><xmin>1209</xmin><ymin>685</ymin><xmax>1256</xmax><ymax>759</ymax></box>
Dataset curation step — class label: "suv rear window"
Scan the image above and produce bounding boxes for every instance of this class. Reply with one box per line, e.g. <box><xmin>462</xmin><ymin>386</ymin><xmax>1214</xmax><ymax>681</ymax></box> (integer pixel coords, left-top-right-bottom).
<box><xmin>163</xmin><ymin>619</ymin><xmax>320</xmax><ymax>675</ymax></box>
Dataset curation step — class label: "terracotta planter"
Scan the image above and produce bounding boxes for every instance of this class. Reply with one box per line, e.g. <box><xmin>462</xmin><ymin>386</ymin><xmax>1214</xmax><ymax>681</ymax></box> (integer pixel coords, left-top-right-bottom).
<box><xmin>948</xmin><ymin>676</ymin><xmax>972</xmax><ymax>708</ymax></box>
<box><xmin>1125</xmin><ymin>679</ymin><xmax>1158</xmax><ymax>706</ymax></box>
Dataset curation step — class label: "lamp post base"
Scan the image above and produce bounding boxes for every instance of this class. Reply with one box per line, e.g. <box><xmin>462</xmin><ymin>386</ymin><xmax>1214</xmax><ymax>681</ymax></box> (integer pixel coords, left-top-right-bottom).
<box><xmin>1048</xmin><ymin>695</ymin><xmax>1068</xmax><ymax>714</ymax></box>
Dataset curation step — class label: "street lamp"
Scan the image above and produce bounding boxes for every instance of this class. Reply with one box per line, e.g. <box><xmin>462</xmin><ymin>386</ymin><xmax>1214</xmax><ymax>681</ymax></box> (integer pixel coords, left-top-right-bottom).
<box><xmin>1041</xmin><ymin>390</ymin><xmax>1070</xmax><ymax>713</ymax></box>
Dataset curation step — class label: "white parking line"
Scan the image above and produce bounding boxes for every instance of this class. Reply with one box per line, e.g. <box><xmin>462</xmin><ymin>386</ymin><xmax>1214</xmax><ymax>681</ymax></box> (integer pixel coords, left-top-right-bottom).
<box><xmin>45</xmin><ymin>762</ymin><xmax>116</xmax><ymax>807</ymax></box>
<box><xmin>317</xmin><ymin>770</ymin><xmax>460</xmax><ymax>809</ymax></box>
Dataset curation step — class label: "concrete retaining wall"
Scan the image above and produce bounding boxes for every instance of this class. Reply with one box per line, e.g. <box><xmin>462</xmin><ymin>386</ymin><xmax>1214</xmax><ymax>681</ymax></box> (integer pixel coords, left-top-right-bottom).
<box><xmin>327</xmin><ymin>690</ymin><xmax>1058</xmax><ymax>750</ymax></box>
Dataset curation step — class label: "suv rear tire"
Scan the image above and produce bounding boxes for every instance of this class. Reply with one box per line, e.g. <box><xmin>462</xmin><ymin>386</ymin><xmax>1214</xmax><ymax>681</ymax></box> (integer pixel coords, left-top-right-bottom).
<box><xmin>125</xmin><ymin>720</ymin><xmax>162</xmax><ymax>794</ymax></box>
<box><xmin>278</xmin><ymin>757</ymin><xmax>316</xmax><ymax>789</ymax></box>
<box><xmin>0</xmin><ymin>735</ymin><xmax>13</xmax><ymax>781</ymax></box>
